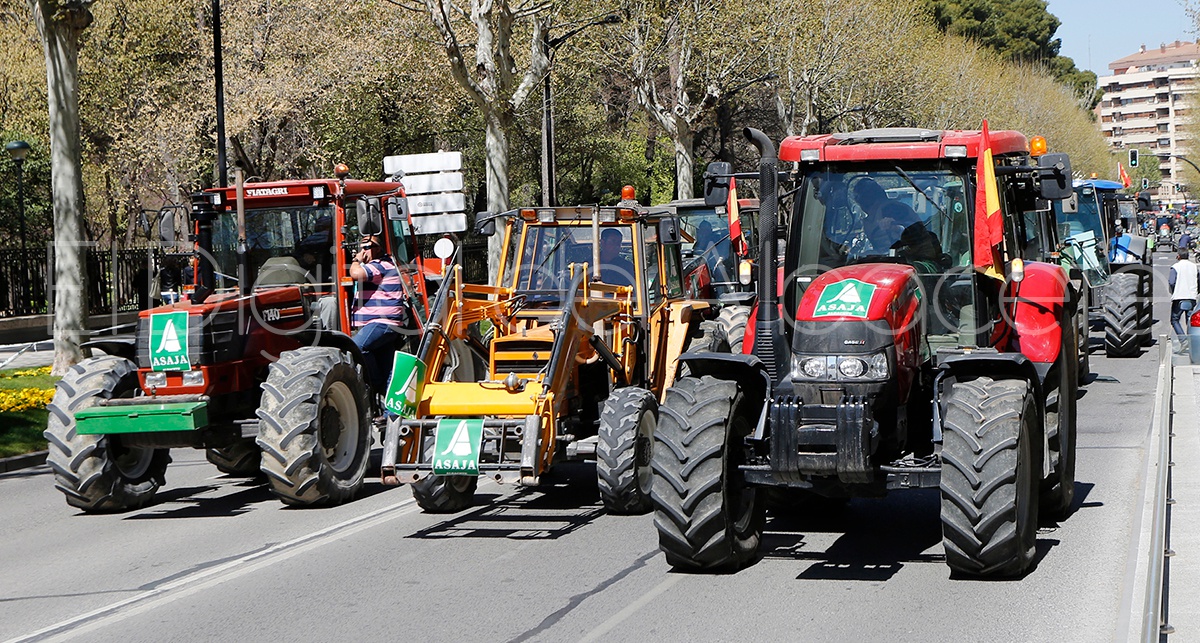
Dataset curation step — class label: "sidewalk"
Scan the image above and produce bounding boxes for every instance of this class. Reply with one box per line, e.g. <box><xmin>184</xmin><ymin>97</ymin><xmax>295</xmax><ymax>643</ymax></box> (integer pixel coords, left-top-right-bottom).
<box><xmin>0</xmin><ymin>341</ymin><xmax>55</xmax><ymax>370</ymax></box>
<box><xmin>1168</xmin><ymin>364</ymin><xmax>1200</xmax><ymax>635</ymax></box>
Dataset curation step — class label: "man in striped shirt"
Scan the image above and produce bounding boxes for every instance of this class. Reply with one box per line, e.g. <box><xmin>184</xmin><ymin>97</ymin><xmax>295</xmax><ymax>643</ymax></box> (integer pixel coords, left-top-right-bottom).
<box><xmin>350</xmin><ymin>234</ymin><xmax>411</xmax><ymax>391</ymax></box>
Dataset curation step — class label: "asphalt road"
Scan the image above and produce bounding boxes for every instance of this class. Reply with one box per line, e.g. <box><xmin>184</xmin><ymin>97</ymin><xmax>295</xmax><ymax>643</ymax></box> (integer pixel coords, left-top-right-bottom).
<box><xmin>0</xmin><ymin>262</ymin><xmax>1175</xmax><ymax>643</ymax></box>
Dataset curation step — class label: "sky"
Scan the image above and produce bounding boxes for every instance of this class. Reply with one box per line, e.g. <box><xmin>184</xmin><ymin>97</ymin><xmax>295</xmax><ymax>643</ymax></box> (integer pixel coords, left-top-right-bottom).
<box><xmin>1046</xmin><ymin>0</ymin><xmax>1195</xmax><ymax>74</ymax></box>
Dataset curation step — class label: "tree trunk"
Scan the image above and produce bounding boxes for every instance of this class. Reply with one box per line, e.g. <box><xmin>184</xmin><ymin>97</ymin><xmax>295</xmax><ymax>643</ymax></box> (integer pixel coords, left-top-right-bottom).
<box><xmin>31</xmin><ymin>0</ymin><xmax>91</xmax><ymax>374</ymax></box>
<box><xmin>673</xmin><ymin>129</ymin><xmax>695</xmax><ymax>200</ymax></box>
<box><xmin>484</xmin><ymin>110</ymin><xmax>509</xmax><ymax>283</ymax></box>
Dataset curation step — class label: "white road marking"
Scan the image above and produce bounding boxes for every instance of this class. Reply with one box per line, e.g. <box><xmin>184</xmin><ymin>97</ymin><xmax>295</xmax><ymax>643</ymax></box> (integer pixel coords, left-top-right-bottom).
<box><xmin>576</xmin><ymin>575</ymin><xmax>681</xmax><ymax>643</ymax></box>
<box><xmin>6</xmin><ymin>498</ymin><xmax>419</xmax><ymax>643</ymax></box>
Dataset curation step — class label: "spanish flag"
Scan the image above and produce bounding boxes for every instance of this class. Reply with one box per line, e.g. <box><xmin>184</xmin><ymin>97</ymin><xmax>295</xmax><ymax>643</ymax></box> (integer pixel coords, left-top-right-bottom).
<box><xmin>1118</xmin><ymin>161</ymin><xmax>1132</xmax><ymax>188</ymax></box>
<box><xmin>728</xmin><ymin>177</ymin><xmax>747</xmax><ymax>256</ymax></box>
<box><xmin>973</xmin><ymin>120</ymin><xmax>1004</xmax><ymax>279</ymax></box>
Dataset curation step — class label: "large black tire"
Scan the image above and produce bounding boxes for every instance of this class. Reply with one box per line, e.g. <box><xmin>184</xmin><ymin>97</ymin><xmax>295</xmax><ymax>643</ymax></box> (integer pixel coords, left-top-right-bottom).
<box><xmin>1103</xmin><ymin>272</ymin><xmax>1140</xmax><ymax>357</ymax></box>
<box><xmin>596</xmin><ymin>387</ymin><xmax>657</xmax><ymax>514</ymax></box>
<box><xmin>1076</xmin><ymin>285</ymin><xmax>1090</xmax><ymax>381</ymax></box>
<box><xmin>940</xmin><ymin>377</ymin><xmax>1039</xmax><ymax>577</ymax></box>
<box><xmin>256</xmin><ymin>347</ymin><xmax>370</xmax><ymax>506</ymax></box>
<box><xmin>678</xmin><ymin>320</ymin><xmax>730</xmax><ymax>380</ymax></box>
<box><xmin>410</xmin><ymin>433</ymin><xmax>478</xmax><ymax>513</ymax></box>
<box><xmin>1137</xmin><ymin>268</ymin><xmax>1154</xmax><ymax>346</ymax></box>
<box><xmin>651</xmin><ymin>376</ymin><xmax>764</xmax><ymax>570</ymax></box>
<box><xmin>1041</xmin><ymin>321</ymin><xmax>1078</xmax><ymax>519</ymax></box>
<box><xmin>44</xmin><ymin>356</ymin><xmax>171</xmax><ymax>512</ymax></box>
<box><xmin>205</xmin><ymin>439</ymin><xmax>261</xmax><ymax>477</ymax></box>
<box><xmin>716</xmin><ymin>306</ymin><xmax>750</xmax><ymax>355</ymax></box>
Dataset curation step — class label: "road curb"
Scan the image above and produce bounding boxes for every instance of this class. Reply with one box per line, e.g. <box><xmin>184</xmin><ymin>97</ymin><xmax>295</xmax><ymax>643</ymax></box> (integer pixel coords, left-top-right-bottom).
<box><xmin>0</xmin><ymin>450</ymin><xmax>48</xmax><ymax>473</ymax></box>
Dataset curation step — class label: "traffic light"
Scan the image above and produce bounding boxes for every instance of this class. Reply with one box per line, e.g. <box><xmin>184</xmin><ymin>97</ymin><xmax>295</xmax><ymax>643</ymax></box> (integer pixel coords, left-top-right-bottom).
<box><xmin>1143</xmin><ymin>177</ymin><xmax>1150</xmax><ymax>190</ymax></box>
<box><xmin>1129</xmin><ymin>148</ymin><xmax>1139</xmax><ymax>168</ymax></box>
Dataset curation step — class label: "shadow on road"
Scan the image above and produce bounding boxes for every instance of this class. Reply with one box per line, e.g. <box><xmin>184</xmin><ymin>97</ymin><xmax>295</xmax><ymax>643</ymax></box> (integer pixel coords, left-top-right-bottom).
<box><xmin>406</xmin><ymin>463</ymin><xmax>606</xmax><ymax>540</ymax></box>
<box><xmin>124</xmin><ymin>479</ymin><xmax>274</xmax><ymax>519</ymax></box>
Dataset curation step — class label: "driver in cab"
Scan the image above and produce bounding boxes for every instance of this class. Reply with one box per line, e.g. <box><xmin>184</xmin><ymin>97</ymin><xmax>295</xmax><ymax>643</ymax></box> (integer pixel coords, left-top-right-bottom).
<box><xmin>598</xmin><ymin>228</ymin><xmax>636</xmax><ymax>287</ymax></box>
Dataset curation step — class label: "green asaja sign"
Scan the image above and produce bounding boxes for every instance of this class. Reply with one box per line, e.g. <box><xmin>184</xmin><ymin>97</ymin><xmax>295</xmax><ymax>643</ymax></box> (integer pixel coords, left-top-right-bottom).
<box><xmin>812</xmin><ymin>279</ymin><xmax>876</xmax><ymax>319</ymax></box>
<box><xmin>149</xmin><ymin>311</ymin><xmax>191</xmax><ymax>371</ymax></box>
<box><xmin>432</xmin><ymin>418</ymin><xmax>483</xmax><ymax>476</ymax></box>
<box><xmin>383</xmin><ymin>352</ymin><xmax>425</xmax><ymax>418</ymax></box>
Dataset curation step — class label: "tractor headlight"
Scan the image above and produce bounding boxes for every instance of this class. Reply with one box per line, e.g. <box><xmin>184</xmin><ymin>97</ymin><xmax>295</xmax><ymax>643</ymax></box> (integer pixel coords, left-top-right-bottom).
<box><xmin>144</xmin><ymin>372</ymin><xmax>167</xmax><ymax>388</ymax></box>
<box><xmin>791</xmin><ymin>351</ymin><xmax>890</xmax><ymax>381</ymax></box>
<box><xmin>837</xmin><ymin>356</ymin><xmax>866</xmax><ymax>378</ymax></box>
<box><xmin>181</xmin><ymin>371</ymin><xmax>206</xmax><ymax>387</ymax></box>
<box><xmin>794</xmin><ymin>356</ymin><xmax>828</xmax><ymax>379</ymax></box>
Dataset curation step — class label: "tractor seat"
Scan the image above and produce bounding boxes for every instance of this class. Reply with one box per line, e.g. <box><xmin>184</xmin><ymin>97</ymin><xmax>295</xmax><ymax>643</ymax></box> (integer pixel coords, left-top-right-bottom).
<box><xmin>257</xmin><ymin>256</ymin><xmax>314</xmax><ymax>287</ymax></box>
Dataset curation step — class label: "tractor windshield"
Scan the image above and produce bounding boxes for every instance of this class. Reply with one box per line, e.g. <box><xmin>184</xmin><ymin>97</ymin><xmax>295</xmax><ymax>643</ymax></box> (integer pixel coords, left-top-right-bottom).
<box><xmin>678</xmin><ymin>207</ymin><xmax>738</xmax><ymax>295</ymax></box>
<box><xmin>212</xmin><ymin>205</ymin><xmax>335</xmax><ymax>288</ymax></box>
<box><xmin>1053</xmin><ymin>186</ymin><xmax>1110</xmax><ymax>286</ymax></box>
<box><xmin>794</xmin><ymin>164</ymin><xmax>971</xmax><ymax>272</ymax></box>
<box><xmin>789</xmin><ymin>163</ymin><xmax>977</xmax><ymax>346</ymax></box>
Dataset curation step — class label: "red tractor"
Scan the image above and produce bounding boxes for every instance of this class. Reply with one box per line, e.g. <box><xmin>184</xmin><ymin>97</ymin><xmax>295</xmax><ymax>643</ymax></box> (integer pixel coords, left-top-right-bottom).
<box><xmin>45</xmin><ymin>165</ymin><xmax>460</xmax><ymax>512</ymax></box>
<box><xmin>652</xmin><ymin>126</ymin><xmax>1080</xmax><ymax>577</ymax></box>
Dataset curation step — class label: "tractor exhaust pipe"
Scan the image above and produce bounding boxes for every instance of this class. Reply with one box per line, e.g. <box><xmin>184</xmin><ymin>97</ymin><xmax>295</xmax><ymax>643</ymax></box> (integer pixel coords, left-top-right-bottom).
<box><xmin>743</xmin><ymin>127</ymin><xmax>787</xmax><ymax>383</ymax></box>
<box><xmin>189</xmin><ymin>192</ymin><xmax>217</xmax><ymax>304</ymax></box>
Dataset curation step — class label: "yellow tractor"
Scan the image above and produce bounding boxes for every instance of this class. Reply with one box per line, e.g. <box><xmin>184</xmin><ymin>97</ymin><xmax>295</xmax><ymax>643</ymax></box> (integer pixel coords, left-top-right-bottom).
<box><xmin>379</xmin><ymin>189</ymin><xmax>727</xmax><ymax>513</ymax></box>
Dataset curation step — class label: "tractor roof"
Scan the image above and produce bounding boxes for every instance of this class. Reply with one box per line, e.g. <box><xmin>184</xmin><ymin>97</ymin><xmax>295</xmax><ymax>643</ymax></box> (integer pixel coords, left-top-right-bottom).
<box><xmin>1075</xmin><ymin>179</ymin><xmax>1125</xmax><ymax>192</ymax></box>
<box><xmin>779</xmin><ymin>127</ymin><xmax>1030</xmax><ymax>163</ymax></box>
<box><xmin>205</xmin><ymin>179</ymin><xmax>402</xmax><ymax>208</ymax></box>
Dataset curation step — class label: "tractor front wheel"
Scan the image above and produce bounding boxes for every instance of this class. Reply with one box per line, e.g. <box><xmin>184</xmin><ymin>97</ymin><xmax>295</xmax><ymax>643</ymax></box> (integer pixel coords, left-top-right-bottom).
<box><xmin>206</xmin><ymin>439</ymin><xmax>261</xmax><ymax>477</ymax></box>
<box><xmin>256</xmin><ymin>347</ymin><xmax>370</xmax><ymax>506</ymax></box>
<box><xmin>651</xmin><ymin>376</ymin><xmax>763</xmax><ymax>570</ymax></box>
<box><xmin>1103</xmin><ymin>272</ymin><xmax>1141</xmax><ymax>357</ymax></box>
<box><xmin>940</xmin><ymin>377</ymin><xmax>1039</xmax><ymax>577</ymax></box>
<box><xmin>44</xmin><ymin>356</ymin><xmax>170</xmax><ymax>513</ymax></box>
<box><xmin>410</xmin><ymin>433</ymin><xmax>478</xmax><ymax>513</ymax></box>
<box><xmin>596</xmin><ymin>387</ymin><xmax>657</xmax><ymax>514</ymax></box>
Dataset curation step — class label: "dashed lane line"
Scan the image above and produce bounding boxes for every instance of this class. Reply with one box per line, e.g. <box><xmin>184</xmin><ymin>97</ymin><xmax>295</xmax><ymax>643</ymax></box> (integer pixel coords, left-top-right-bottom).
<box><xmin>576</xmin><ymin>575</ymin><xmax>682</xmax><ymax>642</ymax></box>
<box><xmin>6</xmin><ymin>497</ymin><xmax>419</xmax><ymax>643</ymax></box>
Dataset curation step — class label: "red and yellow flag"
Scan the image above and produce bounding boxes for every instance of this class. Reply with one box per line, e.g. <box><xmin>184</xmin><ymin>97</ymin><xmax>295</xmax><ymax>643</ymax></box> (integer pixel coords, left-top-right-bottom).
<box><xmin>1118</xmin><ymin>161</ymin><xmax>1132</xmax><ymax>188</ymax></box>
<box><xmin>973</xmin><ymin>120</ymin><xmax>1004</xmax><ymax>279</ymax></box>
<box><xmin>728</xmin><ymin>177</ymin><xmax>747</xmax><ymax>256</ymax></box>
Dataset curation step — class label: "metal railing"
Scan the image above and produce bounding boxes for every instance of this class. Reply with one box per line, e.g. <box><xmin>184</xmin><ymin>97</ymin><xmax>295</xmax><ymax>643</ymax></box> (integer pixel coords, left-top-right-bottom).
<box><xmin>1143</xmin><ymin>335</ymin><xmax>1175</xmax><ymax>641</ymax></box>
<box><xmin>0</xmin><ymin>246</ymin><xmax>159</xmax><ymax>318</ymax></box>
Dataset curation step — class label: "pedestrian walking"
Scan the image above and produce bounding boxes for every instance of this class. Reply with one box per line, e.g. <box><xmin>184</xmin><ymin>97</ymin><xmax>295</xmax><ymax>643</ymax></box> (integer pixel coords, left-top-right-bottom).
<box><xmin>1170</xmin><ymin>249</ymin><xmax>1199</xmax><ymax>353</ymax></box>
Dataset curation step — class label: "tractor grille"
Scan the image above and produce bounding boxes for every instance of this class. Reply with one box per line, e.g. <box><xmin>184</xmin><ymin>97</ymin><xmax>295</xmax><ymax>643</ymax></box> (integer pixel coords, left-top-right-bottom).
<box><xmin>136</xmin><ymin>310</ymin><xmax>246</xmax><ymax>369</ymax></box>
<box><xmin>492</xmin><ymin>339</ymin><xmax>553</xmax><ymax>376</ymax></box>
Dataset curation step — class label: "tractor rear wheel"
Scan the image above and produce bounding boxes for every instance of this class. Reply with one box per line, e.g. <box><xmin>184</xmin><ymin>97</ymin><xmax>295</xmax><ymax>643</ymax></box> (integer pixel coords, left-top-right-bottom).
<box><xmin>651</xmin><ymin>376</ymin><xmax>763</xmax><ymax>570</ymax></box>
<box><xmin>596</xmin><ymin>387</ymin><xmax>657</xmax><ymax>514</ymax></box>
<box><xmin>206</xmin><ymin>439</ymin><xmax>261</xmax><ymax>477</ymax></box>
<box><xmin>1042</xmin><ymin>323</ymin><xmax>1078</xmax><ymax>519</ymax></box>
<box><xmin>678</xmin><ymin>320</ymin><xmax>729</xmax><ymax>380</ymax></box>
<box><xmin>411</xmin><ymin>433</ymin><xmax>478</xmax><ymax>513</ymax></box>
<box><xmin>940</xmin><ymin>377</ymin><xmax>1039</xmax><ymax>577</ymax></box>
<box><xmin>1103</xmin><ymin>272</ymin><xmax>1141</xmax><ymax>357</ymax></box>
<box><xmin>716</xmin><ymin>306</ymin><xmax>750</xmax><ymax>354</ymax></box>
<box><xmin>44</xmin><ymin>356</ymin><xmax>170</xmax><ymax>512</ymax></box>
<box><xmin>256</xmin><ymin>347</ymin><xmax>370</xmax><ymax>506</ymax></box>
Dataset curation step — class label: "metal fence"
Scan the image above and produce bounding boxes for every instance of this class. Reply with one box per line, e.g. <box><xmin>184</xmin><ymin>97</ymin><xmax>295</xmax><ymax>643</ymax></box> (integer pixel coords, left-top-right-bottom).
<box><xmin>0</xmin><ymin>246</ymin><xmax>158</xmax><ymax>318</ymax></box>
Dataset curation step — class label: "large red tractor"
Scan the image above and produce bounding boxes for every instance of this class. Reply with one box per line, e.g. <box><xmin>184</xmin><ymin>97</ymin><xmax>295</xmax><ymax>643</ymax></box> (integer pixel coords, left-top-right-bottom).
<box><xmin>45</xmin><ymin>165</ymin><xmax>459</xmax><ymax>512</ymax></box>
<box><xmin>652</xmin><ymin>126</ymin><xmax>1079</xmax><ymax>577</ymax></box>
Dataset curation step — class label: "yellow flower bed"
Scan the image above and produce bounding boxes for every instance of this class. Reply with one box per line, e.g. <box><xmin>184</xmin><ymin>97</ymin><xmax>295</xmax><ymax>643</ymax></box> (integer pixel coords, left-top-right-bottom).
<box><xmin>0</xmin><ymin>366</ymin><xmax>52</xmax><ymax>379</ymax></box>
<box><xmin>0</xmin><ymin>387</ymin><xmax>55</xmax><ymax>413</ymax></box>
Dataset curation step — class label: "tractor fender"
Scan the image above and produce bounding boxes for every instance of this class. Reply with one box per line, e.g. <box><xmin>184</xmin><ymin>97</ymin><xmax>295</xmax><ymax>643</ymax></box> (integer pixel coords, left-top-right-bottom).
<box><xmin>676</xmin><ymin>352</ymin><xmax>772</xmax><ymax>420</ymax></box>
<box><xmin>290</xmin><ymin>329</ymin><xmax>366</xmax><ymax>366</ymax></box>
<box><xmin>82</xmin><ymin>338</ymin><xmax>137</xmax><ymax>362</ymax></box>
<box><xmin>937</xmin><ymin>351</ymin><xmax>1047</xmax><ymax>443</ymax></box>
<box><xmin>1004</xmin><ymin>261</ymin><xmax>1068</xmax><ymax>364</ymax></box>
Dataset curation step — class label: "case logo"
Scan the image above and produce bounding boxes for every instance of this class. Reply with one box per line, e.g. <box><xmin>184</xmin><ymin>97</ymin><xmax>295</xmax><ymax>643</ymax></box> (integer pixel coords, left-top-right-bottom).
<box><xmin>813</xmin><ymin>279</ymin><xmax>875</xmax><ymax>319</ymax></box>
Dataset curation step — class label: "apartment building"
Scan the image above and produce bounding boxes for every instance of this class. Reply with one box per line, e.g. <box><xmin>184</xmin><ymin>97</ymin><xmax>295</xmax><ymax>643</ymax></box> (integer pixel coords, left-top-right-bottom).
<box><xmin>1097</xmin><ymin>41</ymin><xmax>1198</xmax><ymax>206</ymax></box>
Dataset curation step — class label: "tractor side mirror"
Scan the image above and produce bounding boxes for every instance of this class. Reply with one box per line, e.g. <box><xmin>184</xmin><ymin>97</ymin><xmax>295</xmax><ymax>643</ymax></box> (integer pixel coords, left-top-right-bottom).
<box><xmin>158</xmin><ymin>208</ymin><xmax>177</xmax><ymax>245</ymax></box>
<box><xmin>357</xmin><ymin>197</ymin><xmax>383</xmax><ymax>236</ymax></box>
<box><xmin>1038</xmin><ymin>153</ymin><xmax>1073</xmax><ymax>201</ymax></box>
<box><xmin>1061</xmin><ymin>192</ymin><xmax>1079</xmax><ymax>214</ymax></box>
<box><xmin>703</xmin><ymin>161</ymin><xmax>732</xmax><ymax>207</ymax></box>
<box><xmin>386</xmin><ymin>197</ymin><xmax>409</xmax><ymax>221</ymax></box>
<box><xmin>474</xmin><ymin>211</ymin><xmax>497</xmax><ymax>237</ymax></box>
<box><xmin>658</xmin><ymin>216</ymin><xmax>681</xmax><ymax>244</ymax></box>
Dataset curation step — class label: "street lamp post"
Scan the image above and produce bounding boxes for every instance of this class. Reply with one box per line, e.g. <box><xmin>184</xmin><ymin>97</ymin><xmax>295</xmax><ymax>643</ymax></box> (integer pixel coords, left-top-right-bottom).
<box><xmin>541</xmin><ymin>14</ymin><xmax>621</xmax><ymax>207</ymax></box>
<box><xmin>6</xmin><ymin>140</ymin><xmax>30</xmax><ymax>255</ymax></box>
<box><xmin>6</xmin><ymin>140</ymin><xmax>31</xmax><ymax>314</ymax></box>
